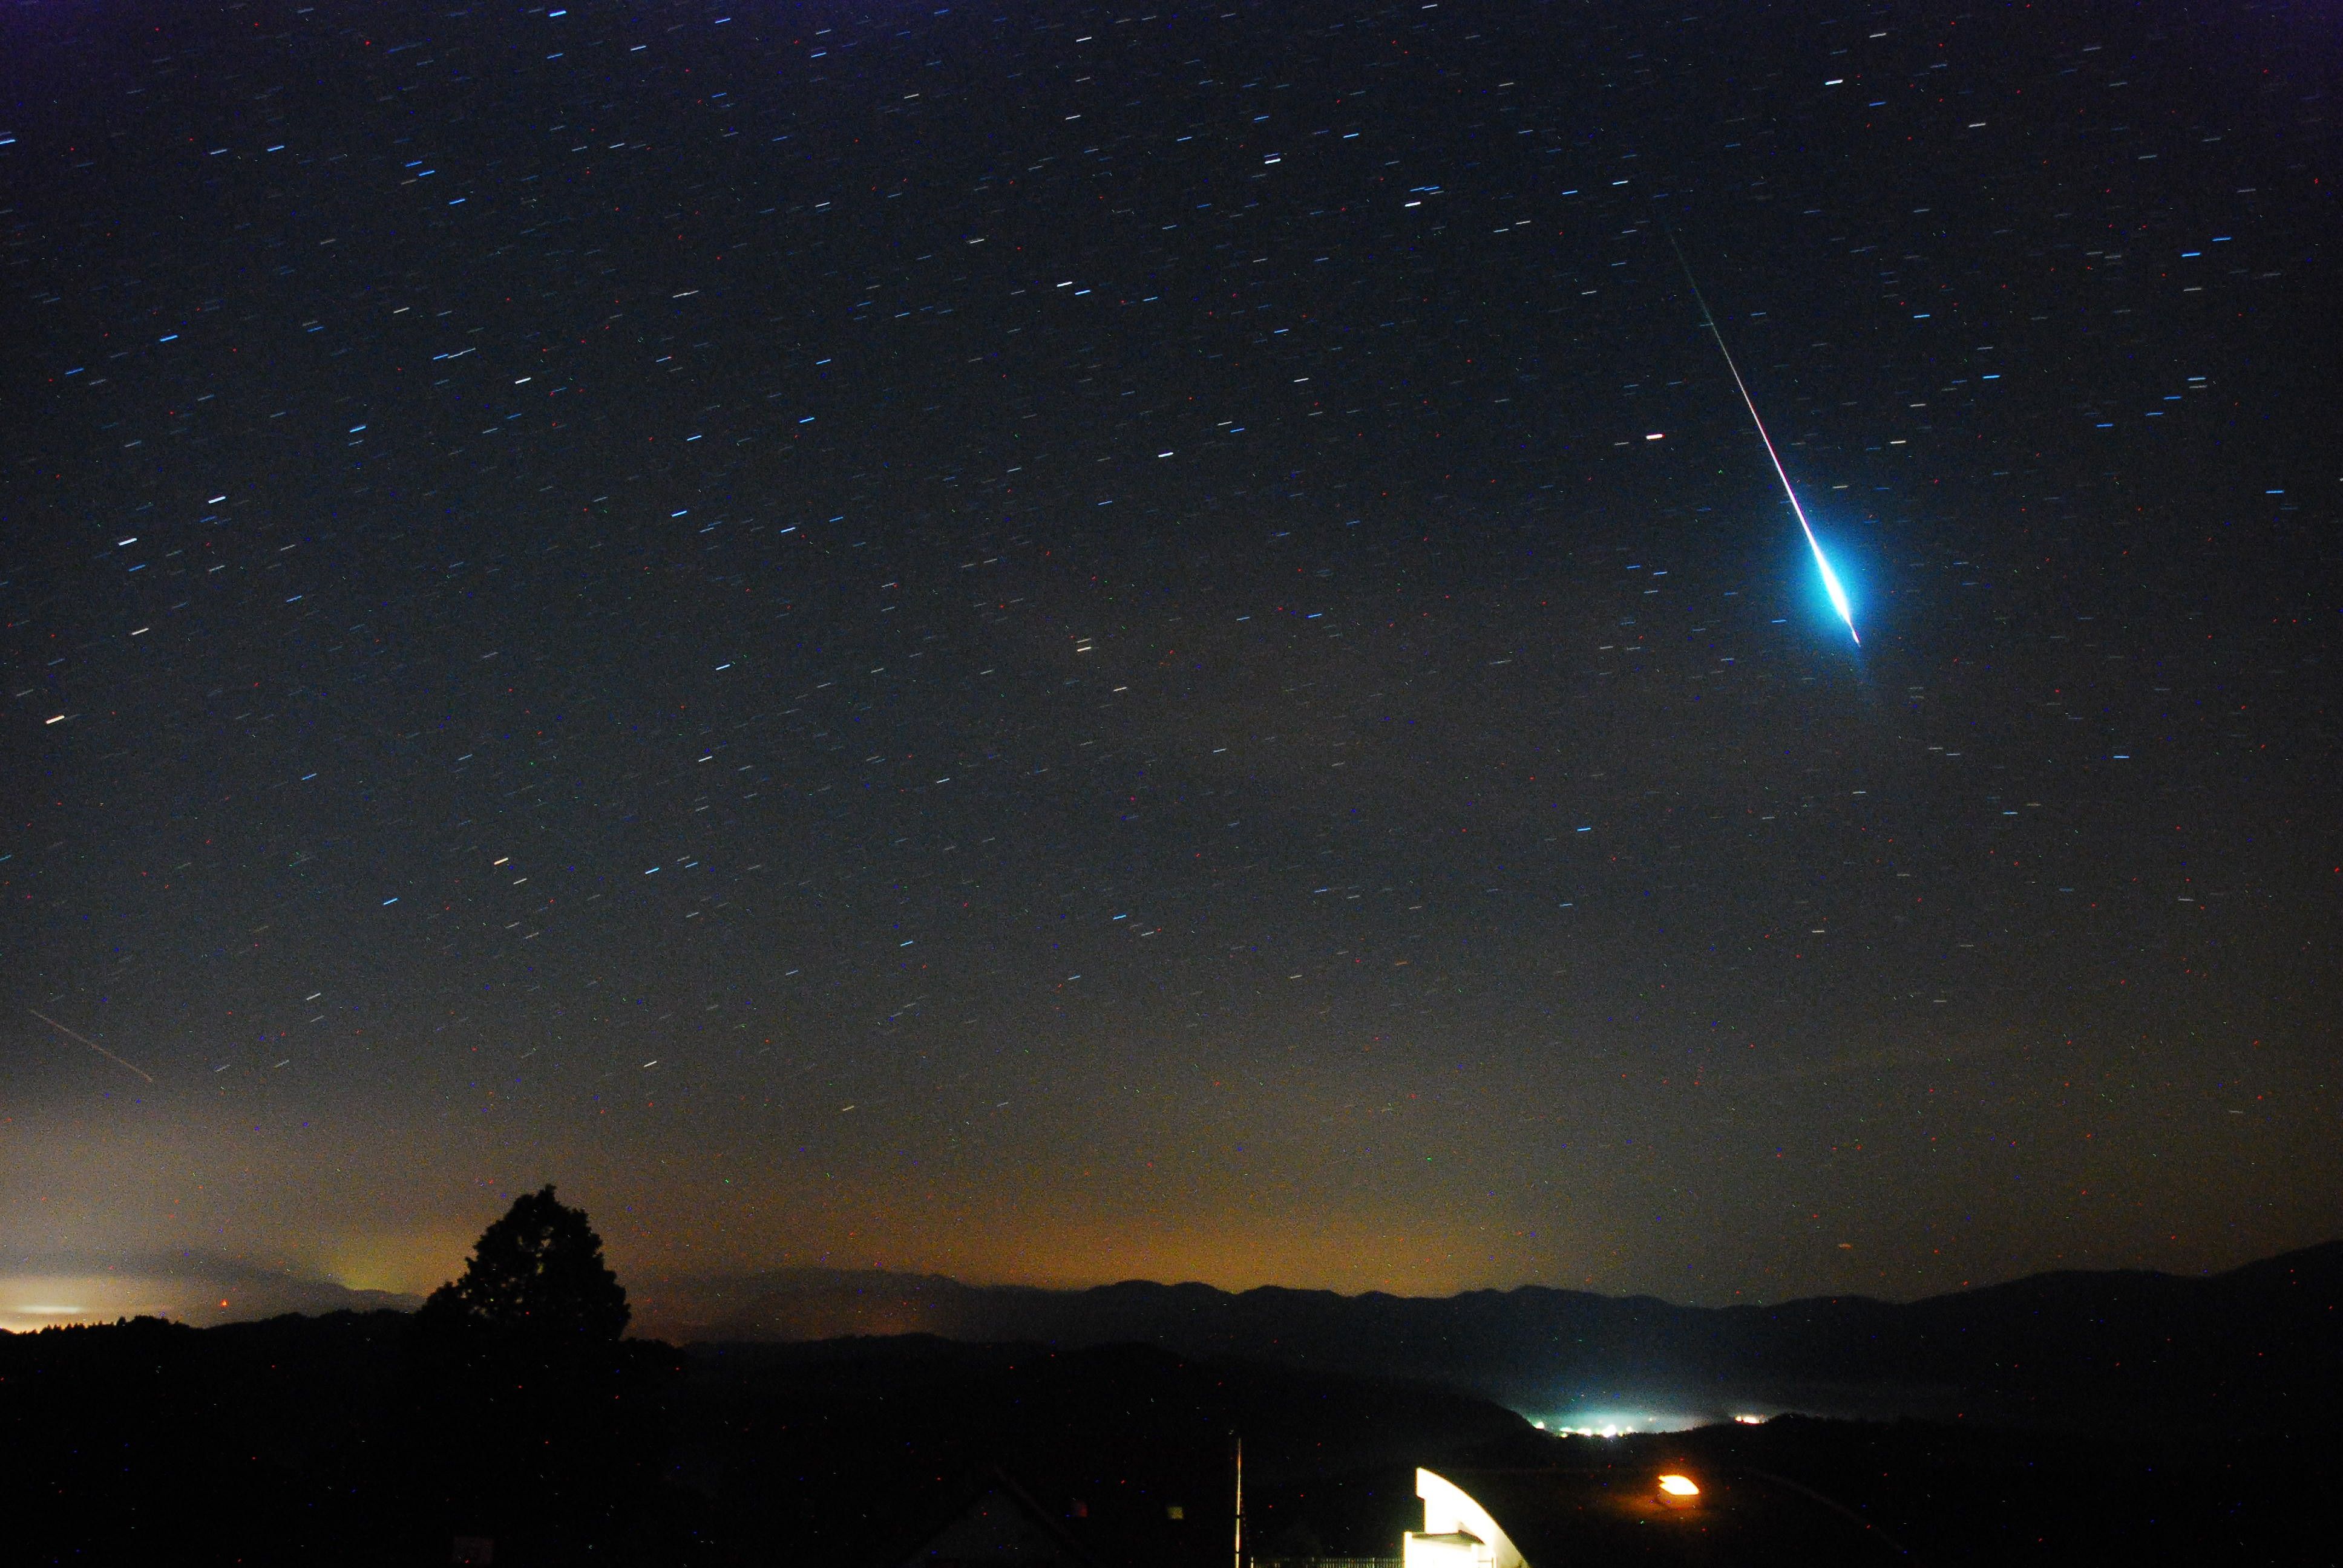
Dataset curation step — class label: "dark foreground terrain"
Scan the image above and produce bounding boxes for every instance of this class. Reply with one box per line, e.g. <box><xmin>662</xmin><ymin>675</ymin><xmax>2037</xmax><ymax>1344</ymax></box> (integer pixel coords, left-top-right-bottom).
<box><xmin>4</xmin><ymin>1311</ymin><xmax>2337</xmax><ymax>1566</ymax></box>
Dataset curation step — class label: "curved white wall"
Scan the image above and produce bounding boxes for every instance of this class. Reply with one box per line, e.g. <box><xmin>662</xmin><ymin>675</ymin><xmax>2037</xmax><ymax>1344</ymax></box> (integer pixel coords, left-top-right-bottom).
<box><xmin>1408</xmin><ymin>1468</ymin><xmax>1524</xmax><ymax>1568</ymax></box>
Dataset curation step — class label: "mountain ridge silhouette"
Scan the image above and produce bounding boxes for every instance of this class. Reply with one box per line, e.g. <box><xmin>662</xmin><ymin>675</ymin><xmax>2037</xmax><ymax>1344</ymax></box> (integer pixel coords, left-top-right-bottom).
<box><xmin>634</xmin><ymin>1237</ymin><xmax>2343</xmax><ymax>1436</ymax></box>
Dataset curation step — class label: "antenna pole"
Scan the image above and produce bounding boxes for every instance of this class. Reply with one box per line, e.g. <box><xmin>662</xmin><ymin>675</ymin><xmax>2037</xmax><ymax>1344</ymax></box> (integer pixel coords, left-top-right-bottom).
<box><xmin>1233</xmin><ymin>1432</ymin><xmax>1245</xmax><ymax>1568</ymax></box>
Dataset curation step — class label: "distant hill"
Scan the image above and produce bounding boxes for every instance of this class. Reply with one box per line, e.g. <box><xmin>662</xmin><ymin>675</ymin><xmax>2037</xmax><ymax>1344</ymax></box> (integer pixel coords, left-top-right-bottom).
<box><xmin>637</xmin><ymin>1239</ymin><xmax>2343</xmax><ymax>1437</ymax></box>
<box><xmin>0</xmin><ymin>1253</ymin><xmax>421</xmax><ymax>1332</ymax></box>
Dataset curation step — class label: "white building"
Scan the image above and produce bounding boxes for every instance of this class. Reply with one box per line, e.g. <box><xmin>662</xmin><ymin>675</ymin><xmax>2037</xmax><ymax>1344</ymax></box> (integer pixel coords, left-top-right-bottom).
<box><xmin>1402</xmin><ymin>1468</ymin><xmax>1522</xmax><ymax>1568</ymax></box>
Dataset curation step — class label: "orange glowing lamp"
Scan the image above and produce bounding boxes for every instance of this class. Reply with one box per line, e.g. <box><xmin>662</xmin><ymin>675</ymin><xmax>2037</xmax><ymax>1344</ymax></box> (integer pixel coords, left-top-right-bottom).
<box><xmin>1656</xmin><ymin>1474</ymin><xmax>1700</xmax><ymax>1508</ymax></box>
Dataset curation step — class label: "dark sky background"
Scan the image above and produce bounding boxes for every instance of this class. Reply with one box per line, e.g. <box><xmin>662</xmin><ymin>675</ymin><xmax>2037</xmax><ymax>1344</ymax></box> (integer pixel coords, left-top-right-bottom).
<box><xmin>4</xmin><ymin>0</ymin><xmax>2337</xmax><ymax>1328</ymax></box>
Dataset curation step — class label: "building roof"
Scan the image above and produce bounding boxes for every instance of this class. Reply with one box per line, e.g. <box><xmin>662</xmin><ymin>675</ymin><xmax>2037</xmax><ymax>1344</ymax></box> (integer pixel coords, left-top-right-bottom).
<box><xmin>880</xmin><ymin>1462</ymin><xmax>1225</xmax><ymax>1568</ymax></box>
<box><xmin>1426</xmin><ymin>1465</ymin><xmax>1908</xmax><ymax>1567</ymax></box>
<box><xmin>883</xmin><ymin>1466</ymin><xmax>1101</xmax><ymax>1568</ymax></box>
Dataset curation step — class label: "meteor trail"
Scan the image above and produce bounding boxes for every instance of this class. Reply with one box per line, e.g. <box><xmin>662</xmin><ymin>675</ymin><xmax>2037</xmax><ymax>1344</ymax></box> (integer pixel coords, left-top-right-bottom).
<box><xmin>1666</xmin><ymin>227</ymin><xmax>1861</xmax><ymax>645</ymax></box>
<box><xmin>28</xmin><ymin>1008</ymin><xmax>155</xmax><ymax>1082</ymax></box>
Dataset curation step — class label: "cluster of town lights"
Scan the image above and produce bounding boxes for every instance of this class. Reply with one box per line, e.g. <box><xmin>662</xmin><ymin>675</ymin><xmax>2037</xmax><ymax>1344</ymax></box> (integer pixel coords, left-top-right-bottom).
<box><xmin>1530</xmin><ymin>1413</ymin><xmax>1768</xmax><ymax>1436</ymax></box>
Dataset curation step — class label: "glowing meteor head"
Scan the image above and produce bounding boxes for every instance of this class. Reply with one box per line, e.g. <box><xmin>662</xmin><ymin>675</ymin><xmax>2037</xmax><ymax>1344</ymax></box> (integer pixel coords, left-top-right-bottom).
<box><xmin>1815</xmin><ymin>552</ymin><xmax>1858</xmax><ymax>641</ymax></box>
<box><xmin>1797</xmin><ymin>525</ymin><xmax>1860</xmax><ymax>644</ymax></box>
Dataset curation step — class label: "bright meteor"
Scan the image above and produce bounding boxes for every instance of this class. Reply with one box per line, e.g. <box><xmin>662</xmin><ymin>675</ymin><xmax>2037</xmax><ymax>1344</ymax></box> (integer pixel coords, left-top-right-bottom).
<box><xmin>1666</xmin><ymin>228</ymin><xmax>1861</xmax><ymax>645</ymax></box>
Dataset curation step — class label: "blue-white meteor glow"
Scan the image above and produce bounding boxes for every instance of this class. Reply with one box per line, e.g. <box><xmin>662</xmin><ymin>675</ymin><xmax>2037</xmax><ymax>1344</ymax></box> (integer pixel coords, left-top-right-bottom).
<box><xmin>1666</xmin><ymin>230</ymin><xmax>1861</xmax><ymax>645</ymax></box>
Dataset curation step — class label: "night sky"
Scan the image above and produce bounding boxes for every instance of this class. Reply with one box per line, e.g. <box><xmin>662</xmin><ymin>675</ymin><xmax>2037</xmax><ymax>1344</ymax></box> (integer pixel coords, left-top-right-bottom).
<box><xmin>5</xmin><ymin>0</ymin><xmax>2338</xmax><ymax>1330</ymax></box>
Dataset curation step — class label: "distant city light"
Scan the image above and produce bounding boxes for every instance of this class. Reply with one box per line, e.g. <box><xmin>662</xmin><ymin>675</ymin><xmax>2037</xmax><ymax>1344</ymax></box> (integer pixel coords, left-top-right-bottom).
<box><xmin>1536</xmin><ymin>1408</ymin><xmax>1713</xmax><ymax>1437</ymax></box>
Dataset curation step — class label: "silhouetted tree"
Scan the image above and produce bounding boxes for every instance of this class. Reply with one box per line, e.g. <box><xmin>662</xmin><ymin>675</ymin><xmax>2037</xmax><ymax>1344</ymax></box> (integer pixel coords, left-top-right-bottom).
<box><xmin>402</xmin><ymin>1186</ymin><xmax>673</xmax><ymax>1564</ymax></box>
<box><xmin>415</xmin><ymin>1184</ymin><xmax>630</xmax><ymax>1347</ymax></box>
